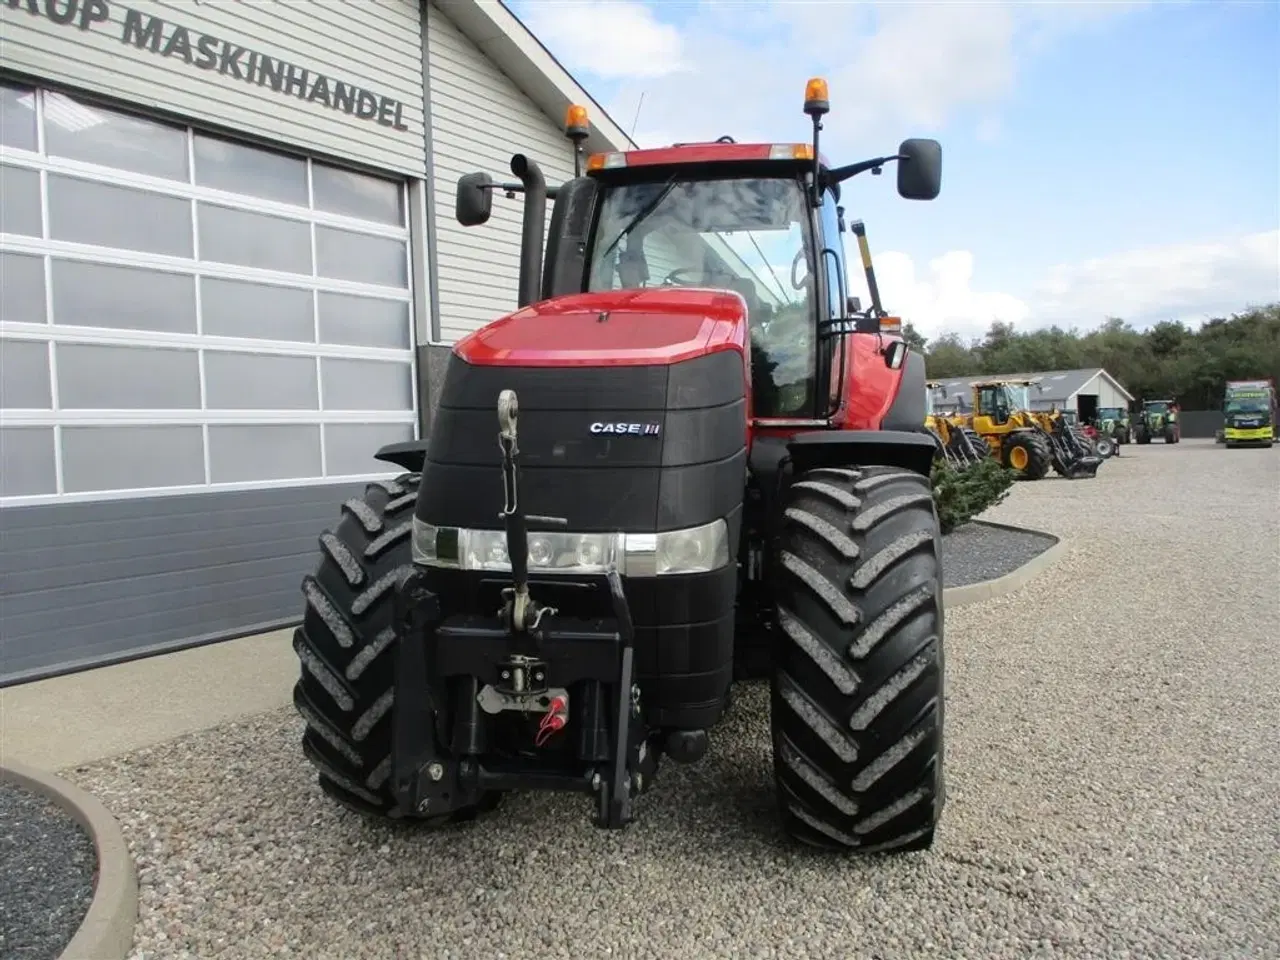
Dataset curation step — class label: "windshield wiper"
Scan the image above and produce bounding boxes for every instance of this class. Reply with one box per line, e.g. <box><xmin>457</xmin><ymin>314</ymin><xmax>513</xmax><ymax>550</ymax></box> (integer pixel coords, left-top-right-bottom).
<box><xmin>598</xmin><ymin>175</ymin><xmax>679</xmax><ymax>262</ymax></box>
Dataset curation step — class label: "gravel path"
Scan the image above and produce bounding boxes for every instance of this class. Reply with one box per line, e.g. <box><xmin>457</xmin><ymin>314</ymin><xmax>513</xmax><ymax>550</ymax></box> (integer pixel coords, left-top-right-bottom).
<box><xmin>0</xmin><ymin>780</ymin><xmax>97</xmax><ymax>960</ymax></box>
<box><xmin>941</xmin><ymin>520</ymin><xmax>1056</xmax><ymax>587</ymax></box>
<box><xmin>66</xmin><ymin>440</ymin><xmax>1280</xmax><ymax>960</ymax></box>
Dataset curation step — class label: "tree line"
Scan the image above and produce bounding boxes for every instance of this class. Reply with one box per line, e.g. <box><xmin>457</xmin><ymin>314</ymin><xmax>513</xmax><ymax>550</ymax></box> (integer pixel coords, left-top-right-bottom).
<box><xmin>904</xmin><ymin>303</ymin><xmax>1280</xmax><ymax>410</ymax></box>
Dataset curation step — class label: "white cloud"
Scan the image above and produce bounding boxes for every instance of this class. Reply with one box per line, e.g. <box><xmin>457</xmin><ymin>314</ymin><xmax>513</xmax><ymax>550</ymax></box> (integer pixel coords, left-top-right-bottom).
<box><xmin>518</xmin><ymin>0</ymin><xmax>1147</xmax><ymax>151</ymax></box>
<box><xmin>844</xmin><ymin>244</ymin><xmax>1030</xmax><ymax>342</ymax></box>
<box><xmin>1032</xmin><ymin>230</ymin><xmax>1280</xmax><ymax>328</ymax></box>
<box><xmin>517</xmin><ymin>1</ymin><xmax>688</xmax><ymax>81</ymax></box>
<box><xmin>844</xmin><ymin>229</ymin><xmax>1279</xmax><ymax>342</ymax></box>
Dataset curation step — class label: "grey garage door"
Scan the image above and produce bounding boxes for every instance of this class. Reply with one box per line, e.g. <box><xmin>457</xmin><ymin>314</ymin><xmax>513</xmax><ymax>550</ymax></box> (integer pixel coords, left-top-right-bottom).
<box><xmin>0</xmin><ymin>80</ymin><xmax>419</xmax><ymax>685</ymax></box>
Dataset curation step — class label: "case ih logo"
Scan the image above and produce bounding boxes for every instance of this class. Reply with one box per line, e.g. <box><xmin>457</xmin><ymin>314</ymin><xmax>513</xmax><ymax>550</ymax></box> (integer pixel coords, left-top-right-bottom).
<box><xmin>590</xmin><ymin>422</ymin><xmax>661</xmax><ymax>436</ymax></box>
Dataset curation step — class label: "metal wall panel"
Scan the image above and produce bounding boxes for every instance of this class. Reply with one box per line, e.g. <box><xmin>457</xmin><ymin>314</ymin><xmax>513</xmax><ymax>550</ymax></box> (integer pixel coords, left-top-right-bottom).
<box><xmin>425</xmin><ymin>0</ymin><xmax>576</xmax><ymax>342</ymax></box>
<box><xmin>0</xmin><ymin>481</ymin><xmax>370</xmax><ymax>686</ymax></box>
<box><xmin>0</xmin><ymin>0</ymin><xmax>426</xmax><ymax>175</ymax></box>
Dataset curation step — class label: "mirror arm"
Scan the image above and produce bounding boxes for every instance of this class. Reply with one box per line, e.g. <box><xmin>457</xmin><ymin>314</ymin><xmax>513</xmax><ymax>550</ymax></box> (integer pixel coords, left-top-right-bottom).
<box><xmin>823</xmin><ymin>154</ymin><xmax>903</xmax><ymax>191</ymax></box>
<box><xmin>484</xmin><ymin>182</ymin><xmax>560</xmax><ymax>201</ymax></box>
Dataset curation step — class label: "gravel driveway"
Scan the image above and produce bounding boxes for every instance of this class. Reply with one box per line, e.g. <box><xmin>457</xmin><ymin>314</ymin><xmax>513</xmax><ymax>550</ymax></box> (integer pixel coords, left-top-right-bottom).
<box><xmin>67</xmin><ymin>440</ymin><xmax>1280</xmax><ymax>960</ymax></box>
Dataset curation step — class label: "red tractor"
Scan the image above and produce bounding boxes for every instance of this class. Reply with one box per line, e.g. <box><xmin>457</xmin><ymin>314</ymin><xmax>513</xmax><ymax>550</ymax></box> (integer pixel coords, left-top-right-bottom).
<box><xmin>293</xmin><ymin>80</ymin><xmax>946</xmax><ymax>854</ymax></box>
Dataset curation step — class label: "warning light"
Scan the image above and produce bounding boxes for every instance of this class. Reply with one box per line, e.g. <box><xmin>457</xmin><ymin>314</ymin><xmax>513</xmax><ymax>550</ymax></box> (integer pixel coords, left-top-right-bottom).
<box><xmin>803</xmin><ymin>77</ymin><xmax>830</xmax><ymax>117</ymax></box>
<box><xmin>564</xmin><ymin>103</ymin><xmax>589</xmax><ymax>139</ymax></box>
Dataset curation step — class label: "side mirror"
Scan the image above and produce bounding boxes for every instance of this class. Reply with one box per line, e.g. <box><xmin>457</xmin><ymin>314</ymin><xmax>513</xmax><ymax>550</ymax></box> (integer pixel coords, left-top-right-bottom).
<box><xmin>896</xmin><ymin>138</ymin><xmax>941</xmax><ymax>201</ymax></box>
<box><xmin>884</xmin><ymin>340</ymin><xmax>908</xmax><ymax>370</ymax></box>
<box><xmin>455</xmin><ymin>172</ymin><xmax>493</xmax><ymax>226</ymax></box>
<box><xmin>847</xmin><ymin>295</ymin><xmax>862</xmax><ymax>314</ymax></box>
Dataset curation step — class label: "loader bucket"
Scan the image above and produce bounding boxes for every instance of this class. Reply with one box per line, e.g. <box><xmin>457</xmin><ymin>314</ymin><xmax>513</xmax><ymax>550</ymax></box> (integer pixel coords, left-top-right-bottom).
<box><xmin>1058</xmin><ymin>454</ymin><xmax>1102</xmax><ymax>479</ymax></box>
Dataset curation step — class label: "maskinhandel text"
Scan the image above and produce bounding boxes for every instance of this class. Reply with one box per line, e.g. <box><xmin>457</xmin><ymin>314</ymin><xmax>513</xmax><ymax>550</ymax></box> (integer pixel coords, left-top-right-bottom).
<box><xmin>6</xmin><ymin>0</ymin><xmax>411</xmax><ymax>132</ymax></box>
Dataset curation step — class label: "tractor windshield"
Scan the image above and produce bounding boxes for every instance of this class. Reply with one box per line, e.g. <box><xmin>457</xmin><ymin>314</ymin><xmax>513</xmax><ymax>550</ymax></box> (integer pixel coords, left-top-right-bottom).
<box><xmin>1144</xmin><ymin>401</ymin><xmax>1172</xmax><ymax>414</ymax></box>
<box><xmin>586</xmin><ymin>175</ymin><xmax>816</xmax><ymax>416</ymax></box>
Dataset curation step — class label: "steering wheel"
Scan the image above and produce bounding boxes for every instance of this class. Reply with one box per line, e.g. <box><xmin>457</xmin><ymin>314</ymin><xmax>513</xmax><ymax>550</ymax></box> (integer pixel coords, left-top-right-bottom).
<box><xmin>789</xmin><ymin>249</ymin><xmax>809</xmax><ymax>291</ymax></box>
<box><xmin>661</xmin><ymin>267</ymin><xmax>704</xmax><ymax>286</ymax></box>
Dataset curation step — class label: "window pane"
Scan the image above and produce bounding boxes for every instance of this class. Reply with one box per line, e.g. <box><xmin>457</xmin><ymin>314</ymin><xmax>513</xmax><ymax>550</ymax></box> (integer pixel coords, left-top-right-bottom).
<box><xmin>1</xmin><ymin>165</ymin><xmax>43</xmax><ymax>237</ymax></box>
<box><xmin>62</xmin><ymin>425</ymin><xmax>203</xmax><ymax>493</ymax></box>
<box><xmin>313</xmin><ymin>164</ymin><xmax>403</xmax><ymax>225</ymax></box>
<box><xmin>57</xmin><ymin>343</ymin><xmax>200</xmax><ymax>409</ymax></box>
<box><xmin>198</xmin><ymin>204</ymin><xmax>310</xmax><ymax>275</ymax></box>
<box><xmin>321</xmin><ymin>358</ymin><xmax>412</xmax><ymax>411</ymax></box>
<box><xmin>48</xmin><ymin>175</ymin><xmax>193</xmax><ymax>257</ymax></box>
<box><xmin>325</xmin><ymin>423</ymin><xmax>413</xmax><ymax>477</ymax></box>
<box><xmin>208</xmin><ymin>424</ymin><xmax>321</xmax><ymax>483</ymax></box>
<box><xmin>200</xmin><ymin>278</ymin><xmax>314</xmax><ymax>342</ymax></box>
<box><xmin>44</xmin><ymin>91</ymin><xmax>188</xmax><ymax>182</ymax></box>
<box><xmin>51</xmin><ymin>260</ymin><xmax>196</xmax><ymax>334</ymax></box>
<box><xmin>316</xmin><ymin>227</ymin><xmax>406</xmax><ymax>287</ymax></box>
<box><xmin>0</xmin><ymin>82</ymin><xmax>37</xmax><ymax>151</ymax></box>
<box><xmin>0</xmin><ymin>339</ymin><xmax>51</xmax><ymax>409</ymax></box>
<box><xmin>193</xmin><ymin>134</ymin><xmax>308</xmax><ymax>206</ymax></box>
<box><xmin>0</xmin><ymin>253</ymin><xmax>47</xmax><ymax>324</ymax></box>
<box><xmin>204</xmin><ymin>351</ymin><xmax>318</xmax><ymax>410</ymax></box>
<box><xmin>0</xmin><ymin>427</ymin><xmax>56</xmax><ymax>496</ymax></box>
<box><xmin>317</xmin><ymin>293</ymin><xmax>410</xmax><ymax>349</ymax></box>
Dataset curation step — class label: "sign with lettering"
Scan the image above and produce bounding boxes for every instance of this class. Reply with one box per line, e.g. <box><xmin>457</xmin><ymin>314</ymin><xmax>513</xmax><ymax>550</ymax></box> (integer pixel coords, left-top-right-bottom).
<box><xmin>5</xmin><ymin>0</ymin><xmax>412</xmax><ymax>133</ymax></box>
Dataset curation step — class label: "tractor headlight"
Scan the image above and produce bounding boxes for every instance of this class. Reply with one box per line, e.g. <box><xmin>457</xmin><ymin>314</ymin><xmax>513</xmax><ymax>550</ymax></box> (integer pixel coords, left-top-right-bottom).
<box><xmin>411</xmin><ymin>517</ymin><xmax>729</xmax><ymax>577</ymax></box>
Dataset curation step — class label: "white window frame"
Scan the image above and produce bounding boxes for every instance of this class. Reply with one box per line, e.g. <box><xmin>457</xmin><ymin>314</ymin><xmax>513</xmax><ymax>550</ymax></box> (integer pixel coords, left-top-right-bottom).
<box><xmin>0</xmin><ymin>85</ymin><xmax>420</xmax><ymax>507</ymax></box>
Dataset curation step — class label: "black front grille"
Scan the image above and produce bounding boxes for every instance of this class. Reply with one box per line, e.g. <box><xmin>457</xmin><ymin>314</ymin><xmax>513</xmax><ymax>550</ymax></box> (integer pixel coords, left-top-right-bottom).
<box><xmin>419</xmin><ymin>351</ymin><xmax>747</xmax><ymax>532</ymax></box>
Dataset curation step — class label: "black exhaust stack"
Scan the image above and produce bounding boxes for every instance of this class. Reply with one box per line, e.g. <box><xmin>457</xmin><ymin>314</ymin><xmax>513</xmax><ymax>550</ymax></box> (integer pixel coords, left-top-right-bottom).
<box><xmin>510</xmin><ymin>154</ymin><xmax>547</xmax><ymax>309</ymax></box>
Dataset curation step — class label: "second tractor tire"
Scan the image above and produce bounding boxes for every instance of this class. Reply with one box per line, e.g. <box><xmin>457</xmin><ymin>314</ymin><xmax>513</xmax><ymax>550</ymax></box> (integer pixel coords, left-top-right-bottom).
<box><xmin>769</xmin><ymin>464</ymin><xmax>945</xmax><ymax>854</ymax></box>
<box><xmin>292</xmin><ymin>473</ymin><xmax>501</xmax><ymax>824</ymax></box>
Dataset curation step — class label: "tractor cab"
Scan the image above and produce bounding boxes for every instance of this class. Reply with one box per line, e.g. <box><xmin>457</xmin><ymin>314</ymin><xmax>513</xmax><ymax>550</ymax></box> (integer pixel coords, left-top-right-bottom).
<box><xmin>455</xmin><ymin>80</ymin><xmax>939</xmax><ymax>424</ymax></box>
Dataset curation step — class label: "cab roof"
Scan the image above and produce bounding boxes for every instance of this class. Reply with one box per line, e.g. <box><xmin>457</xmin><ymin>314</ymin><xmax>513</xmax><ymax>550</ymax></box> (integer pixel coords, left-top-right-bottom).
<box><xmin>587</xmin><ymin>141</ymin><xmax>832</xmax><ymax>174</ymax></box>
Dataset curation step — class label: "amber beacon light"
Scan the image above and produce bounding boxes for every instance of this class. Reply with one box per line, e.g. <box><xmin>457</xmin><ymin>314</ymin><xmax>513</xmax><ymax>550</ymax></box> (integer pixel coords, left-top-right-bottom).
<box><xmin>564</xmin><ymin>103</ymin><xmax>590</xmax><ymax>175</ymax></box>
<box><xmin>803</xmin><ymin>77</ymin><xmax>830</xmax><ymax>117</ymax></box>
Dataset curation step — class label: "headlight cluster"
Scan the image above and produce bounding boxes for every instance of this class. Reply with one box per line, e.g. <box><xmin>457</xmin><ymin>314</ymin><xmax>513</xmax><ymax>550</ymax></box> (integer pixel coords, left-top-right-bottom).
<box><xmin>411</xmin><ymin>517</ymin><xmax>730</xmax><ymax>577</ymax></box>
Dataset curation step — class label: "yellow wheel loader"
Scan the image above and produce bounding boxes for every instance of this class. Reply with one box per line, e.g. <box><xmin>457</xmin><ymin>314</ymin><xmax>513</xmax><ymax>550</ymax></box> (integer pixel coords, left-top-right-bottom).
<box><xmin>960</xmin><ymin>379</ymin><xmax>1102</xmax><ymax>480</ymax></box>
<box><xmin>925</xmin><ymin>380</ymin><xmax>987</xmax><ymax>468</ymax></box>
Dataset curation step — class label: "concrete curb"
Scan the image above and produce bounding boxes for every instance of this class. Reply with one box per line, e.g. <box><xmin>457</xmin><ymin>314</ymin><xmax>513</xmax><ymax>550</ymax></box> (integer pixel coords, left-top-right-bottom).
<box><xmin>942</xmin><ymin>519</ymin><xmax>1067</xmax><ymax>609</ymax></box>
<box><xmin>0</xmin><ymin>760</ymin><xmax>138</xmax><ymax>960</ymax></box>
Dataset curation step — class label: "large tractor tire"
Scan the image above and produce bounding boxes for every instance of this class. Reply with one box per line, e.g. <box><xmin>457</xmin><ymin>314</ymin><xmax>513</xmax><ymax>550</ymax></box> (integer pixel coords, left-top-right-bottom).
<box><xmin>292</xmin><ymin>472</ymin><xmax>499</xmax><ymax>823</ymax></box>
<box><xmin>769</xmin><ymin>464</ymin><xmax>944</xmax><ymax>854</ymax></box>
<box><xmin>1002</xmin><ymin>432</ymin><xmax>1051</xmax><ymax>480</ymax></box>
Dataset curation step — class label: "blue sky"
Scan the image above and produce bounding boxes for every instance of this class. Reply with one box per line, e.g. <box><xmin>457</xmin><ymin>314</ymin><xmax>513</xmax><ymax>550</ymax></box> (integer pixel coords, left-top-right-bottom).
<box><xmin>508</xmin><ymin>0</ymin><xmax>1279</xmax><ymax>341</ymax></box>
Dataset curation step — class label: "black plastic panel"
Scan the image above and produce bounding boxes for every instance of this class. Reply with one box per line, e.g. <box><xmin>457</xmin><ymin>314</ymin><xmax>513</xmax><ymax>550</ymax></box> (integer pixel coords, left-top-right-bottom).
<box><xmin>427</xmin><ymin>400</ymin><xmax>745</xmax><ymax>470</ymax></box>
<box><xmin>666</xmin><ymin>349</ymin><xmax>745</xmax><ymax>410</ymax></box>
<box><xmin>434</xmin><ymin>350</ymin><xmax>745</xmax><ymax>414</ymax></box>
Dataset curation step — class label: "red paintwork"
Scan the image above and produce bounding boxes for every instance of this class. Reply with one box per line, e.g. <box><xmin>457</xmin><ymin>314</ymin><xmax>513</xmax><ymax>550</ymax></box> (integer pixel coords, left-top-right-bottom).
<box><xmin>593</xmin><ymin>142</ymin><xmax>832</xmax><ymax>170</ymax></box>
<box><xmin>455</xmin><ymin>289</ymin><xmax>907</xmax><ymax>443</ymax></box>
<box><xmin>453</xmin><ymin>287</ymin><xmax>750</xmax><ymax>369</ymax></box>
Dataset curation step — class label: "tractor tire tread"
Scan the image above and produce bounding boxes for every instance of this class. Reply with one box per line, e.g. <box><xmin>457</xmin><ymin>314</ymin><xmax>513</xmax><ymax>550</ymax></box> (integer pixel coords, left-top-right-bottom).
<box><xmin>771</xmin><ymin>464</ymin><xmax>944</xmax><ymax>855</ymax></box>
<box><xmin>292</xmin><ymin>472</ymin><xmax>497</xmax><ymax>825</ymax></box>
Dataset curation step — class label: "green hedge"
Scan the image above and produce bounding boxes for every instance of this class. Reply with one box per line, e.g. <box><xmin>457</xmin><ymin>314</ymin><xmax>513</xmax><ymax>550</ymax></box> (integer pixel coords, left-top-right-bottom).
<box><xmin>930</xmin><ymin>457</ymin><xmax>1017</xmax><ymax>534</ymax></box>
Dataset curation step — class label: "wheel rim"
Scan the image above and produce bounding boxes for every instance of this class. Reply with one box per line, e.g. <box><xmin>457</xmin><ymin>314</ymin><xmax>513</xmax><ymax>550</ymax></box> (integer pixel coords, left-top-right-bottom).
<box><xmin>1009</xmin><ymin>446</ymin><xmax>1029</xmax><ymax>470</ymax></box>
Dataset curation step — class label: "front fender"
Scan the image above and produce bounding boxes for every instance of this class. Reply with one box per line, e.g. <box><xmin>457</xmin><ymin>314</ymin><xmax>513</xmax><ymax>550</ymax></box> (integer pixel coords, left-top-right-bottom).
<box><xmin>374</xmin><ymin>439</ymin><xmax>429</xmax><ymax>473</ymax></box>
<box><xmin>787</xmin><ymin>429</ymin><xmax>937</xmax><ymax>478</ymax></box>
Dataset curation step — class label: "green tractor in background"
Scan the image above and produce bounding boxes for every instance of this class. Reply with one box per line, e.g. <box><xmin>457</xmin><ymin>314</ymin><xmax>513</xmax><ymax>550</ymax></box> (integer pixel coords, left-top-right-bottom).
<box><xmin>1097</xmin><ymin>406</ymin><xmax>1131</xmax><ymax>445</ymax></box>
<box><xmin>1133</xmin><ymin>399</ymin><xmax>1180</xmax><ymax>444</ymax></box>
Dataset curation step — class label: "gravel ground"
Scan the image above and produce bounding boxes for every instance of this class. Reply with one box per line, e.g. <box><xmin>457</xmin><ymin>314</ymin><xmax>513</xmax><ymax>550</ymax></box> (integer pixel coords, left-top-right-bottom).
<box><xmin>941</xmin><ymin>520</ymin><xmax>1056</xmax><ymax>587</ymax></box>
<box><xmin>0</xmin><ymin>780</ymin><xmax>97</xmax><ymax>960</ymax></box>
<box><xmin>66</xmin><ymin>439</ymin><xmax>1280</xmax><ymax>960</ymax></box>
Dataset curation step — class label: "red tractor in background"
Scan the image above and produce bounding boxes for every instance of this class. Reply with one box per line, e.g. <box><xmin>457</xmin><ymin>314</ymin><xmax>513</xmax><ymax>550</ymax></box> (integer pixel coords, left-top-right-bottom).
<box><xmin>292</xmin><ymin>79</ymin><xmax>948</xmax><ymax>854</ymax></box>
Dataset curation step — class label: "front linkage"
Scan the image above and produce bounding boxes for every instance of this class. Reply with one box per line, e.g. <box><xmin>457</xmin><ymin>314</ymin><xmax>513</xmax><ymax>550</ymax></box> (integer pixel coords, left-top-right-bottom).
<box><xmin>388</xmin><ymin>390</ymin><xmax>654</xmax><ymax>829</ymax></box>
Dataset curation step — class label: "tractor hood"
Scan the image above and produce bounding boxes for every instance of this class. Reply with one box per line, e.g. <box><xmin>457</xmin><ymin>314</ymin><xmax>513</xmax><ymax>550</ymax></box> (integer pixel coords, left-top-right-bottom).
<box><xmin>453</xmin><ymin>288</ymin><xmax>748</xmax><ymax>367</ymax></box>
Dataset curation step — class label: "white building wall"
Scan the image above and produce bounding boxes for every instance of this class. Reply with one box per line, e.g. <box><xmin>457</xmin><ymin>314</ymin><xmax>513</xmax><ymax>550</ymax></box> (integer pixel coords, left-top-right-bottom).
<box><xmin>0</xmin><ymin>0</ymin><xmax>426</xmax><ymax>175</ymax></box>
<box><xmin>425</xmin><ymin>0</ymin><xmax>577</xmax><ymax>342</ymax></box>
